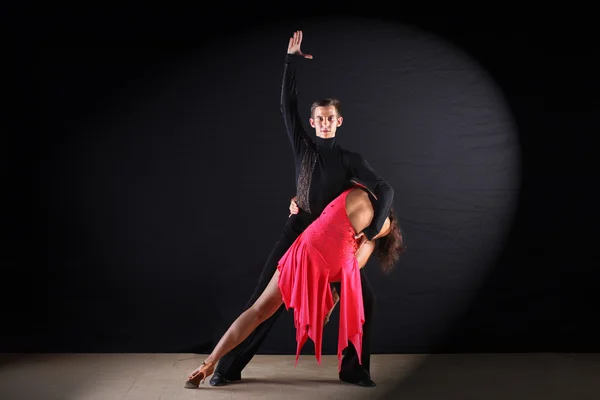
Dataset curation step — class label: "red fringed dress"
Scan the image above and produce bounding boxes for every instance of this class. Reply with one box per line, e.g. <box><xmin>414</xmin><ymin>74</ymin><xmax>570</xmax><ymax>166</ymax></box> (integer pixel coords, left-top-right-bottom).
<box><xmin>277</xmin><ymin>188</ymin><xmax>365</xmax><ymax>372</ymax></box>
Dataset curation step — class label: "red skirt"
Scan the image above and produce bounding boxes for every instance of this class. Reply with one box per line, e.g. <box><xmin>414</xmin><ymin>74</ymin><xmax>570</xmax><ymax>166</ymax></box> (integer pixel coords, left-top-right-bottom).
<box><xmin>277</xmin><ymin>188</ymin><xmax>365</xmax><ymax>372</ymax></box>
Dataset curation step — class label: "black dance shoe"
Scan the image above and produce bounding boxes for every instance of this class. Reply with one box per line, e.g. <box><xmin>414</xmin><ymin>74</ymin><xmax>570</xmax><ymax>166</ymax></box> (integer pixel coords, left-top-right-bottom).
<box><xmin>339</xmin><ymin>369</ymin><xmax>376</xmax><ymax>387</ymax></box>
<box><xmin>209</xmin><ymin>372</ymin><xmax>242</xmax><ymax>386</ymax></box>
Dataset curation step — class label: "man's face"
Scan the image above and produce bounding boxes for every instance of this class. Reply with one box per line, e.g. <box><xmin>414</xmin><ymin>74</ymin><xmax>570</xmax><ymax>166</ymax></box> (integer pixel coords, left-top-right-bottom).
<box><xmin>309</xmin><ymin>106</ymin><xmax>343</xmax><ymax>139</ymax></box>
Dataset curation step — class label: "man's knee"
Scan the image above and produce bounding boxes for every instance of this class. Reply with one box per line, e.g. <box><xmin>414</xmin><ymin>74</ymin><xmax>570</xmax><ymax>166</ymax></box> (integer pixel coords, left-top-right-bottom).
<box><xmin>361</xmin><ymin>282</ymin><xmax>376</xmax><ymax>315</ymax></box>
<box><xmin>363</xmin><ymin>291</ymin><xmax>376</xmax><ymax>314</ymax></box>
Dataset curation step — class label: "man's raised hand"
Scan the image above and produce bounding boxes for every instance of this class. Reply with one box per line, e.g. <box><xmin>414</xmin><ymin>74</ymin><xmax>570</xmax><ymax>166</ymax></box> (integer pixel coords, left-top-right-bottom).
<box><xmin>287</xmin><ymin>30</ymin><xmax>313</xmax><ymax>59</ymax></box>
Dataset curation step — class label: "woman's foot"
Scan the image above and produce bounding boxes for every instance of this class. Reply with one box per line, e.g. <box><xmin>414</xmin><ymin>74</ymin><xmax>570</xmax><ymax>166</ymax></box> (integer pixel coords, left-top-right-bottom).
<box><xmin>184</xmin><ymin>360</ymin><xmax>216</xmax><ymax>388</ymax></box>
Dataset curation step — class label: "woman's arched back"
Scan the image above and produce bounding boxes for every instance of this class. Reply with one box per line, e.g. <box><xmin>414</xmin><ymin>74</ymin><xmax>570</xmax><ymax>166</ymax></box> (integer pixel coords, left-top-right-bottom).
<box><xmin>345</xmin><ymin>187</ymin><xmax>391</xmax><ymax>240</ymax></box>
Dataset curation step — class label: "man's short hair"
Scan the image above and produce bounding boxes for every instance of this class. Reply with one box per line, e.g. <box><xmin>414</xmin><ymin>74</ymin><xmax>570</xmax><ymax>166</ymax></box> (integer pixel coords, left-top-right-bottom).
<box><xmin>310</xmin><ymin>98</ymin><xmax>342</xmax><ymax>117</ymax></box>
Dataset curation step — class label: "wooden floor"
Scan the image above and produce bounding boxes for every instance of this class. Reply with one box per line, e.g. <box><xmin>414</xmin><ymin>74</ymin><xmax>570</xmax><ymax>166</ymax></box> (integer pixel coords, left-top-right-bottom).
<box><xmin>1</xmin><ymin>353</ymin><xmax>599</xmax><ymax>399</ymax></box>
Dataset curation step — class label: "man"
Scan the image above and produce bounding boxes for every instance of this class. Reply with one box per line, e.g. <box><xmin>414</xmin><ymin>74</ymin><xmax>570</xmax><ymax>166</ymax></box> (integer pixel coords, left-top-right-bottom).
<box><xmin>210</xmin><ymin>30</ymin><xmax>394</xmax><ymax>387</ymax></box>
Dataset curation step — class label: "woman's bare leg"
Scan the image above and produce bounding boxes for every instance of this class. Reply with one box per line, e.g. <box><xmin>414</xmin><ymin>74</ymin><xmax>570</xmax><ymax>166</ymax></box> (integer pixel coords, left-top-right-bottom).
<box><xmin>188</xmin><ymin>269</ymin><xmax>283</xmax><ymax>379</ymax></box>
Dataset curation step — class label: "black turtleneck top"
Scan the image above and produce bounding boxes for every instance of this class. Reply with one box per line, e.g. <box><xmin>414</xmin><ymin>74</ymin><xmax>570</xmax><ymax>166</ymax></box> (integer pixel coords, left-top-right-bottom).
<box><xmin>280</xmin><ymin>53</ymin><xmax>394</xmax><ymax>241</ymax></box>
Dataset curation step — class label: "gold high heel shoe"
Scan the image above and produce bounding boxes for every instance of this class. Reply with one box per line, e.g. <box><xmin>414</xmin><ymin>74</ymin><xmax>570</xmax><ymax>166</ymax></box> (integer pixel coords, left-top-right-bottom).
<box><xmin>184</xmin><ymin>360</ymin><xmax>216</xmax><ymax>388</ymax></box>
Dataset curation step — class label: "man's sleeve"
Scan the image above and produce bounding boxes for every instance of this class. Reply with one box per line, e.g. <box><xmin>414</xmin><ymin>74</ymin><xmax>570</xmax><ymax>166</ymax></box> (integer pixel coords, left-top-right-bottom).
<box><xmin>350</xmin><ymin>153</ymin><xmax>395</xmax><ymax>241</ymax></box>
<box><xmin>280</xmin><ymin>53</ymin><xmax>312</xmax><ymax>158</ymax></box>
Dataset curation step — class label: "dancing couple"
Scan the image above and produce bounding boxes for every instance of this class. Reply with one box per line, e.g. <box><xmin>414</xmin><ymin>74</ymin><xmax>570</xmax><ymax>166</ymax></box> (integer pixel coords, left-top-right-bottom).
<box><xmin>185</xmin><ymin>30</ymin><xmax>405</xmax><ymax>389</ymax></box>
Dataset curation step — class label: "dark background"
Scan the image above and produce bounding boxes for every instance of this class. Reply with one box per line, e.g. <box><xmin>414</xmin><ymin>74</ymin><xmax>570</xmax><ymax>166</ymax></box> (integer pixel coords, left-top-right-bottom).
<box><xmin>5</xmin><ymin>6</ymin><xmax>598</xmax><ymax>358</ymax></box>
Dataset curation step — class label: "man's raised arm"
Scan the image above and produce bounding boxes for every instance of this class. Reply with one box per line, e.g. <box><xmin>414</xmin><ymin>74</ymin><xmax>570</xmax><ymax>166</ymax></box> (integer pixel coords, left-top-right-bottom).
<box><xmin>280</xmin><ymin>30</ymin><xmax>314</xmax><ymax>157</ymax></box>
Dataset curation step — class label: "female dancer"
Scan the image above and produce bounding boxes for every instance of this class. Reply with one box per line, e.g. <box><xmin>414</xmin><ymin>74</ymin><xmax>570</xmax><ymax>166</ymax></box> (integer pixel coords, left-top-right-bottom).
<box><xmin>185</xmin><ymin>184</ymin><xmax>405</xmax><ymax>388</ymax></box>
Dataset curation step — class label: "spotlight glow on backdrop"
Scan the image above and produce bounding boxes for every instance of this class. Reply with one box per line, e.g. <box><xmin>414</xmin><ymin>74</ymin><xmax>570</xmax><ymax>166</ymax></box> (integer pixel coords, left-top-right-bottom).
<box><xmin>41</xmin><ymin>16</ymin><xmax>520</xmax><ymax>362</ymax></box>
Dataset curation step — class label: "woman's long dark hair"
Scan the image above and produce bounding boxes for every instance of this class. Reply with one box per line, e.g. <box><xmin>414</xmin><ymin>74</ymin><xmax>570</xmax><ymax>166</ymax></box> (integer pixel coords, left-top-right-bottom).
<box><xmin>375</xmin><ymin>207</ymin><xmax>406</xmax><ymax>274</ymax></box>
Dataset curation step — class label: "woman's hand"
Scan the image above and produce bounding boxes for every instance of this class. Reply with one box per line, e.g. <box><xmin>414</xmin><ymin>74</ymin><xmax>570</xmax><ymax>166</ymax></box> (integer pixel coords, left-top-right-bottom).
<box><xmin>354</xmin><ymin>231</ymin><xmax>369</xmax><ymax>249</ymax></box>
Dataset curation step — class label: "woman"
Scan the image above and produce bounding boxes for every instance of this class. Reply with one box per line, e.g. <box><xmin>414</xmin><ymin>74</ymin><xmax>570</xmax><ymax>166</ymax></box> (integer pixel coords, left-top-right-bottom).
<box><xmin>185</xmin><ymin>184</ymin><xmax>405</xmax><ymax>388</ymax></box>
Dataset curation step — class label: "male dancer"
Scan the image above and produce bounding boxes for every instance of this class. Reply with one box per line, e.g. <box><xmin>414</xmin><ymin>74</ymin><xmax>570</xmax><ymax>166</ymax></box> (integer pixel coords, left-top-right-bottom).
<box><xmin>210</xmin><ymin>30</ymin><xmax>394</xmax><ymax>387</ymax></box>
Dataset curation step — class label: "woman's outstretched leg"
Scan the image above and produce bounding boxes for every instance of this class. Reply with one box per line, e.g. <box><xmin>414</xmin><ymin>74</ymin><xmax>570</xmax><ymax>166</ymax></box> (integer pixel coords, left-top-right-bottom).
<box><xmin>185</xmin><ymin>269</ymin><xmax>284</xmax><ymax>387</ymax></box>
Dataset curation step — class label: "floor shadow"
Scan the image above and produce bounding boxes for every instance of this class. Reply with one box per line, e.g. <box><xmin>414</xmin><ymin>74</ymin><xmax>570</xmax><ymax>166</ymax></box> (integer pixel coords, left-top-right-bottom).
<box><xmin>227</xmin><ymin>377</ymin><xmax>342</xmax><ymax>386</ymax></box>
<box><xmin>379</xmin><ymin>353</ymin><xmax>600</xmax><ymax>400</ymax></box>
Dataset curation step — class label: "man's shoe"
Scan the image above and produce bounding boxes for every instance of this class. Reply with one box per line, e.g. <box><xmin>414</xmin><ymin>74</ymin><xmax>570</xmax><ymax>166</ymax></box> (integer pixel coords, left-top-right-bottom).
<box><xmin>339</xmin><ymin>371</ymin><xmax>376</xmax><ymax>387</ymax></box>
<box><xmin>209</xmin><ymin>372</ymin><xmax>241</xmax><ymax>387</ymax></box>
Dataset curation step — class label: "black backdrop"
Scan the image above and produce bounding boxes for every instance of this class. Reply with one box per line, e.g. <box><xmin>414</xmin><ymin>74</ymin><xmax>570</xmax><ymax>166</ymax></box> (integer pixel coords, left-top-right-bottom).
<box><xmin>5</xmin><ymin>7</ymin><xmax>598</xmax><ymax>358</ymax></box>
